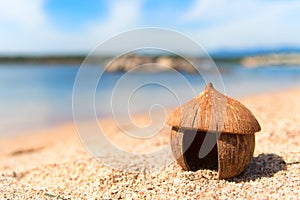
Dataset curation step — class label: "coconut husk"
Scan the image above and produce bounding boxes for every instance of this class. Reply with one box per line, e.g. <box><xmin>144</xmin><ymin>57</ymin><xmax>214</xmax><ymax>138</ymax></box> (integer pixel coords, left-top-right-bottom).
<box><xmin>167</xmin><ymin>83</ymin><xmax>261</xmax><ymax>134</ymax></box>
<box><xmin>170</xmin><ymin>128</ymin><xmax>255</xmax><ymax>179</ymax></box>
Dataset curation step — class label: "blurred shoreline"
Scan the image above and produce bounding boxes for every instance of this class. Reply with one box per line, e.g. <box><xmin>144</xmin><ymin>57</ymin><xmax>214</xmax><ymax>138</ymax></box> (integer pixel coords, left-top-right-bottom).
<box><xmin>2</xmin><ymin>85</ymin><xmax>300</xmax><ymax>139</ymax></box>
<box><xmin>1</xmin><ymin>51</ymin><xmax>300</xmax><ymax>73</ymax></box>
<box><xmin>1</xmin><ymin>61</ymin><xmax>300</xmax><ymax>137</ymax></box>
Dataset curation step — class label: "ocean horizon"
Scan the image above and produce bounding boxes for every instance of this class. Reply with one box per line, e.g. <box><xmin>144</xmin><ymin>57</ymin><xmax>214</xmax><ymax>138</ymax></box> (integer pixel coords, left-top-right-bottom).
<box><xmin>1</xmin><ymin>62</ymin><xmax>300</xmax><ymax>136</ymax></box>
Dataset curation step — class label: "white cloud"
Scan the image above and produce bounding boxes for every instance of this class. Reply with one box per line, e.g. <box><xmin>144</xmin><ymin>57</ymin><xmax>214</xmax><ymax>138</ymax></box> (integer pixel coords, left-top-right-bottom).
<box><xmin>182</xmin><ymin>0</ymin><xmax>265</xmax><ymax>24</ymax></box>
<box><xmin>86</xmin><ymin>0</ymin><xmax>143</xmax><ymax>45</ymax></box>
<box><xmin>0</xmin><ymin>0</ymin><xmax>46</xmax><ymax>27</ymax></box>
<box><xmin>92</xmin><ymin>0</ymin><xmax>142</xmax><ymax>32</ymax></box>
<box><xmin>180</xmin><ymin>0</ymin><xmax>300</xmax><ymax>51</ymax></box>
<box><xmin>0</xmin><ymin>0</ymin><xmax>300</xmax><ymax>54</ymax></box>
<box><xmin>0</xmin><ymin>0</ymin><xmax>49</xmax><ymax>53</ymax></box>
<box><xmin>0</xmin><ymin>0</ymin><xmax>143</xmax><ymax>54</ymax></box>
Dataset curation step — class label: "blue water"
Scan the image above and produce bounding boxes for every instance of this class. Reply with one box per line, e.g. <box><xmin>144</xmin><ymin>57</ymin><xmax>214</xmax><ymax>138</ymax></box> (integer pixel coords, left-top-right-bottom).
<box><xmin>1</xmin><ymin>63</ymin><xmax>300</xmax><ymax>136</ymax></box>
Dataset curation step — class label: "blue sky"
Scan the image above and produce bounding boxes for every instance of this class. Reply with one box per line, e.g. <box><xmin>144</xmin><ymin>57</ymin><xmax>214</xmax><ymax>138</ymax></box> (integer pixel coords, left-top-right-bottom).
<box><xmin>0</xmin><ymin>0</ymin><xmax>300</xmax><ymax>54</ymax></box>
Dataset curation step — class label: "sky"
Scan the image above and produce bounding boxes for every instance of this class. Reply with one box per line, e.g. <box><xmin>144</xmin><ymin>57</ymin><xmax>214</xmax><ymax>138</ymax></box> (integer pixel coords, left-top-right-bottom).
<box><xmin>0</xmin><ymin>0</ymin><xmax>300</xmax><ymax>55</ymax></box>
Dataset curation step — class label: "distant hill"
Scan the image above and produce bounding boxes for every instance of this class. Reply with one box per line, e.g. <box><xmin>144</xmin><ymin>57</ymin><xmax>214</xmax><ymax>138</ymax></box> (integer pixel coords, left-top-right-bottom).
<box><xmin>1</xmin><ymin>47</ymin><xmax>300</xmax><ymax>71</ymax></box>
<box><xmin>0</xmin><ymin>55</ymin><xmax>86</xmax><ymax>64</ymax></box>
<box><xmin>0</xmin><ymin>54</ymin><xmax>237</xmax><ymax>64</ymax></box>
<box><xmin>211</xmin><ymin>47</ymin><xmax>300</xmax><ymax>58</ymax></box>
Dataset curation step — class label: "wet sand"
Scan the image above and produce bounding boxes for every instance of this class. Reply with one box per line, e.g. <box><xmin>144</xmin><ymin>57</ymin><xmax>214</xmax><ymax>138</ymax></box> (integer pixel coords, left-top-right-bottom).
<box><xmin>0</xmin><ymin>88</ymin><xmax>299</xmax><ymax>199</ymax></box>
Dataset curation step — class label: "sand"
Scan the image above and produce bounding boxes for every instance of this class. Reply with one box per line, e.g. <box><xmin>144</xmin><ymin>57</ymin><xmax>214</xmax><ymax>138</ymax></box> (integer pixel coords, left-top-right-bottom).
<box><xmin>0</xmin><ymin>88</ymin><xmax>299</xmax><ymax>199</ymax></box>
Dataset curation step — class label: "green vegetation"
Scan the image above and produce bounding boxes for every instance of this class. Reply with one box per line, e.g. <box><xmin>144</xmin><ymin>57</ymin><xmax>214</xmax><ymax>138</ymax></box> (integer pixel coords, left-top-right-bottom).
<box><xmin>0</xmin><ymin>54</ymin><xmax>242</xmax><ymax>64</ymax></box>
<box><xmin>0</xmin><ymin>55</ymin><xmax>110</xmax><ymax>64</ymax></box>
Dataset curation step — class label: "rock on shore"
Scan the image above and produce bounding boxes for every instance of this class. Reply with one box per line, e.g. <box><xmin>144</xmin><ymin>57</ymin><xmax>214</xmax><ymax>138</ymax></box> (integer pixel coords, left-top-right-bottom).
<box><xmin>105</xmin><ymin>54</ymin><xmax>202</xmax><ymax>73</ymax></box>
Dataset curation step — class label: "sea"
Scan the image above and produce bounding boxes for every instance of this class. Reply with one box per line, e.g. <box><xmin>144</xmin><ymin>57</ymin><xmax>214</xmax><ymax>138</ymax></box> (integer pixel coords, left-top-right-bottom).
<box><xmin>1</xmin><ymin>62</ymin><xmax>300</xmax><ymax>136</ymax></box>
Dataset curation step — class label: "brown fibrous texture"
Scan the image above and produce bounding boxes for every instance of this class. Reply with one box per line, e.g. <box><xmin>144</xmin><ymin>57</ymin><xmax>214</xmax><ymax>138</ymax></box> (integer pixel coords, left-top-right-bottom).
<box><xmin>170</xmin><ymin>128</ymin><xmax>255</xmax><ymax>179</ymax></box>
<box><xmin>167</xmin><ymin>83</ymin><xmax>261</xmax><ymax>134</ymax></box>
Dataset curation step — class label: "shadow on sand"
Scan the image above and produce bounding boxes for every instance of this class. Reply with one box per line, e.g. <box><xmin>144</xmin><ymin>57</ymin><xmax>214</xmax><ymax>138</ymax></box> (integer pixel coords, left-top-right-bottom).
<box><xmin>228</xmin><ymin>153</ymin><xmax>287</xmax><ymax>182</ymax></box>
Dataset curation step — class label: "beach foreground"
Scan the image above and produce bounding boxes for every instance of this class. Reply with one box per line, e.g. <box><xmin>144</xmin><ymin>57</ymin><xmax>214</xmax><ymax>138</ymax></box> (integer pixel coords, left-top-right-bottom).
<box><xmin>0</xmin><ymin>88</ymin><xmax>299</xmax><ymax>199</ymax></box>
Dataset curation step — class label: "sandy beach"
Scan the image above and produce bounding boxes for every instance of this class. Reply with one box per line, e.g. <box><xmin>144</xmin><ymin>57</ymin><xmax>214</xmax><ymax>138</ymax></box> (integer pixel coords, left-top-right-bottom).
<box><xmin>0</xmin><ymin>88</ymin><xmax>299</xmax><ymax>199</ymax></box>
